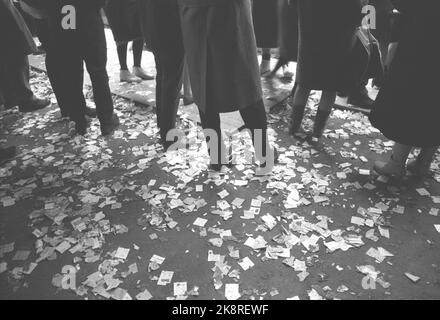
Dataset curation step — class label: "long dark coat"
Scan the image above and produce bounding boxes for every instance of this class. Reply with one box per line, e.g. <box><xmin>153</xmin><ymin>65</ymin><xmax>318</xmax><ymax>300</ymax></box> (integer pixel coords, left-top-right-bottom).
<box><xmin>178</xmin><ymin>0</ymin><xmax>262</xmax><ymax>114</ymax></box>
<box><xmin>105</xmin><ymin>0</ymin><xmax>144</xmax><ymax>44</ymax></box>
<box><xmin>369</xmin><ymin>0</ymin><xmax>440</xmax><ymax>148</ymax></box>
<box><xmin>278</xmin><ymin>0</ymin><xmax>298</xmax><ymax>62</ymax></box>
<box><xmin>295</xmin><ymin>0</ymin><xmax>362</xmax><ymax>91</ymax></box>
<box><xmin>0</xmin><ymin>0</ymin><xmax>36</xmax><ymax>59</ymax></box>
<box><xmin>252</xmin><ymin>0</ymin><xmax>278</xmax><ymax>48</ymax></box>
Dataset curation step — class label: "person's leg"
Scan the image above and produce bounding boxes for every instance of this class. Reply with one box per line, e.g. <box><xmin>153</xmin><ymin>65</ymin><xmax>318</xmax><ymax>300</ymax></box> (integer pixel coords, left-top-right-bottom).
<box><xmin>153</xmin><ymin>53</ymin><xmax>164</xmax><ymax>140</ymax></box>
<box><xmin>198</xmin><ymin>109</ymin><xmax>228</xmax><ymax>170</ymax></box>
<box><xmin>117</xmin><ymin>42</ymin><xmax>129</xmax><ymax>70</ymax></box>
<box><xmin>182</xmin><ymin>59</ymin><xmax>193</xmax><ymax>105</ymax></box>
<box><xmin>118</xmin><ymin>42</ymin><xmax>142</xmax><ymax>83</ymax></box>
<box><xmin>132</xmin><ymin>39</ymin><xmax>143</xmax><ymax>68</ymax></box>
<box><xmin>289</xmin><ymin>84</ymin><xmax>311</xmax><ymax>135</ymax></box>
<box><xmin>374</xmin><ymin>143</ymin><xmax>412</xmax><ymax>178</ymax></box>
<box><xmin>65</xmin><ymin>51</ymin><xmax>88</xmax><ymax>134</ymax></box>
<box><xmin>4</xmin><ymin>55</ymin><xmax>50</xmax><ymax>112</ymax></box>
<box><xmin>154</xmin><ymin>51</ymin><xmax>184</xmax><ymax>145</ymax></box>
<box><xmin>312</xmin><ymin>90</ymin><xmax>336</xmax><ymax>140</ymax></box>
<box><xmin>3</xmin><ymin>54</ymin><xmax>33</xmax><ymax>108</ymax></box>
<box><xmin>260</xmin><ymin>48</ymin><xmax>271</xmax><ymax>74</ymax></box>
<box><xmin>82</xmin><ymin>21</ymin><xmax>117</xmax><ymax>135</ymax></box>
<box><xmin>132</xmin><ymin>39</ymin><xmax>154</xmax><ymax>80</ymax></box>
<box><xmin>239</xmin><ymin>99</ymin><xmax>275</xmax><ymax>167</ymax></box>
<box><xmin>407</xmin><ymin>147</ymin><xmax>438</xmax><ymax>178</ymax></box>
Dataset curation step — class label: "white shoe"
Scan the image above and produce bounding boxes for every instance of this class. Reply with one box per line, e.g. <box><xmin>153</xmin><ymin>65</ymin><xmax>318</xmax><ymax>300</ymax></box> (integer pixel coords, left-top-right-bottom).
<box><xmin>133</xmin><ymin>66</ymin><xmax>154</xmax><ymax>80</ymax></box>
<box><xmin>120</xmin><ymin>70</ymin><xmax>142</xmax><ymax>83</ymax></box>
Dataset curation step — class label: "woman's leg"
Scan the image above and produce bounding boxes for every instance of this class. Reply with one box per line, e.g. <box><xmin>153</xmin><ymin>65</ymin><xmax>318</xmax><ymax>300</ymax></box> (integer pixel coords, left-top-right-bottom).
<box><xmin>312</xmin><ymin>90</ymin><xmax>336</xmax><ymax>140</ymax></box>
<box><xmin>116</xmin><ymin>42</ymin><xmax>129</xmax><ymax>71</ymax></box>
<box><xmin>289</xmin><ymin>84</ymin><xmax>311</xmax><ymax>135</ymax></box>
<box><xmin>132</xmin><ymin>39</ymin><xmax>154</xmax><ymax>80</ymax></box>
<box><xmin>183</xmin><ymin>59</ymin><xmax>193</xmax><ymax>105</ymax></box>
<box><xmin>132</xmin><ymin>39</ymin><xmax>143</xmax><ymax>68</ymax></box>
<box><xmin>118</xmin><ymin>42</ymin><xmax>142</xmax><ymax>83</ymax></box>
<box><xmin>260</xmin><ymin>48</ymin><xmax>271</xmax><ymax>74</ymax></box>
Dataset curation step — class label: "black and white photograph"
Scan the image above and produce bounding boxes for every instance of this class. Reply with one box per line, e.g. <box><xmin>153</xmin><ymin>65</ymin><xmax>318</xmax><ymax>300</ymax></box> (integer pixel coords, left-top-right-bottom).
<box><xmin>0</xmin><ymin>0</ymin><xmax>439</xmax><ymax>309</ymax></box>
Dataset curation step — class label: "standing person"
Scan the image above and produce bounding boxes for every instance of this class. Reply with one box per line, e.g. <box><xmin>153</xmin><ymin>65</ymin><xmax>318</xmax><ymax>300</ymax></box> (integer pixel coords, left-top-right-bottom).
<box><xmin>289</xmin><ymin>0</ymin><xmax>362</xmax><ymax>144</ymax></box>
<box><xmin>42</xmin><ymin>0</ymin><xmax>119</xmax><ymax>136</ymax></box>
<box><xmin>370</xmin><ymin>0</ymin><xmax>440</xmax><ymax>179</ymax></box>
<box><xmin>178</xmin><ymin>0</ymin><xmax>276</xmax><ymax>174</ymax></box>
<box><xmin>0</xmin><ymin>0</ymin><xmax>50</xmax><ymax>113</ymax></box>
<box><xmin>105</xmin><ymin>0</ymin><xmax>153</xmax><ymax>83</ymax></box>
<box><xmin>252</xmin><ymin>0</ymin><xmax>279</xmax><ymax>75</ymax></box>
<box><xmin>142</xmin><ymin>0</ymin><xmax>185</xmax><ymax>149</ymax></box>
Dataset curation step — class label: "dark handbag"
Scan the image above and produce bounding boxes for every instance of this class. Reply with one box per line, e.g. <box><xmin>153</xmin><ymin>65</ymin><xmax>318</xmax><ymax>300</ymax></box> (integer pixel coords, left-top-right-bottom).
<box><xmin>347</xmin><ymin>26</ymin><xmax>384</xmax><ymax>87</ymax></box>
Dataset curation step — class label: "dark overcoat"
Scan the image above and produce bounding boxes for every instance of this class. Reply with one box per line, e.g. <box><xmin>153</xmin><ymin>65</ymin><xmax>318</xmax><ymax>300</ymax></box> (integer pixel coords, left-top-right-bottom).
<box><xmin>369</xmin><ymin>0</ymin><xmax>440</xmax><ymax>147</ymax></box>
<box><xmin>252</xmin><ymin>0</ymin><xmax>279</xmax><ymax>49</ymax></box>
<box><xmin>178</xmin><ymin>0</ymin><xmax>262</xmax><ymax>114</ymax></box>
<box><xmin>105</xmin><ymin>0</ymin><xmax>144</xmax><ymax>44</ymax></box>
<box><xmin>295</xmin><ymin>0</ymin><xmax>362</xmax><ymax>91</ymax></box>
<box><xmin>0</xmin><ymin>0</ymin><xmax>36</xmax><ymax>58</ymax></box>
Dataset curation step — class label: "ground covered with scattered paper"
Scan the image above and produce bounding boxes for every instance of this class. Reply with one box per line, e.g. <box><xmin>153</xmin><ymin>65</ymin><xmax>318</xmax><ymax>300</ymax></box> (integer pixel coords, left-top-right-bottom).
<box><xmin>1</xmin><ymin>70</ymin><xmax>440</xmax><ymax>300</ymax></box>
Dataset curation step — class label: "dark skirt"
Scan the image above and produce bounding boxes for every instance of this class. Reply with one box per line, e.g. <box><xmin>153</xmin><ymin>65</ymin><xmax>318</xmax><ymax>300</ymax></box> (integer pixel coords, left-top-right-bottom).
<box><xmin>295</xmin><ymin>0</ymin><xmax>362</xmax><ymax>91</ymax></box>
<box><xmin>369</xmin><ymin>7</ymin><xmax>440</xmax><ymax>148</ymax></box>
<box><xmin>178</xmin><ymin>0</ymin><xmax>262</xmax><ymax>114</ymax></box>
<box><xmin>252</xmin><ymin>0</ymin><xmax>278</xmax><ymax>48</ymax></box>
<box><xmin>105</xmin><ymin>0</ymin><xmax>144</xmax><ymax>44</ymax></box>
<box><xmin>278</xmin><ymin>0</ymin><xmax>298</xmax><ymax>62</ymax></box>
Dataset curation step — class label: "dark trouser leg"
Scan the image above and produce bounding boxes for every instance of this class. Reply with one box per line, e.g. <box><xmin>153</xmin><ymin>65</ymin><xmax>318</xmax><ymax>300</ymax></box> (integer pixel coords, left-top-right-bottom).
<box><xmin>289</xmin><ymin>84</ymin><xmax>310</xmax><ymax>135</ymax></box>
<box><xmin>154</xmin><ymin>55</ymin><xmax>182</xmax><ymax>142</ymax></box>
<box><xmin>239</xmin><ymin>100</ymin><xmax>269</xmax><ymax>158</ymax></box>
<box><xmin>82</xmin><ymin>25</ymin><xmax>114</xmax><ymax>124</ymax></box>
<box><xmin>198</xmin><ymin>109</ymin><xmax>226</xmax><ymax>166</ymax></box>
<box><xmin>116</xmin><ymin>43</ymin><xmax>129</xmax><ymax>71</ymax></box>
<box><xmin>153</xmin><ymin>52</ymin><xmax>184</xmax><ymax>142</ymax></box>
<box><xmin>36</xmin><ymin>19</ymin><xmax>50</xmax><ymax>50</ymax></box>
<box><xmin>62</xmin><ymin>51</ymin><xmax>86</xmax><ymax>123</ymax></box>
<box><xmin>2</xmin><ymin>55</ymin><xmax>34</xmax><ymax>108</ymax></box>
<box><xmin>151</xmin><ymin>1</ymin><xmax>185</xmax><ymax>143</ymax></box>
<box><xmin>46</xmin><ymin>44</ymin><xmax>72</xmax><ymax>116</ymax></box>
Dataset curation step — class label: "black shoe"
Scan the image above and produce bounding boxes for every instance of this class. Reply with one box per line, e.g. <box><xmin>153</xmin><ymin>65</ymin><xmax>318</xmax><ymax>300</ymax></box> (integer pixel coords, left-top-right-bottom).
<box><xmin>347</xmin><ymin>90</ymin><xmax>374</xmax><ymax>108</ymax></box>
<box><xmin>74</xmin><ymin>117</ymin><xmax>91</xmax><ymax>136</ymax></box>
<box><xmin>0</xmin><ymin>146</ymin><xmax>17</xmax><ymax>165</ymax></box>
<box><xmin>18</xmin><ymin>97</ymin><xmax>51</xmax><ymax>113</ymax></box>
<box><xmin>100</xmin><ymin>114</ymin><xmax>120</xmax><ymax>136</ymax></box>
